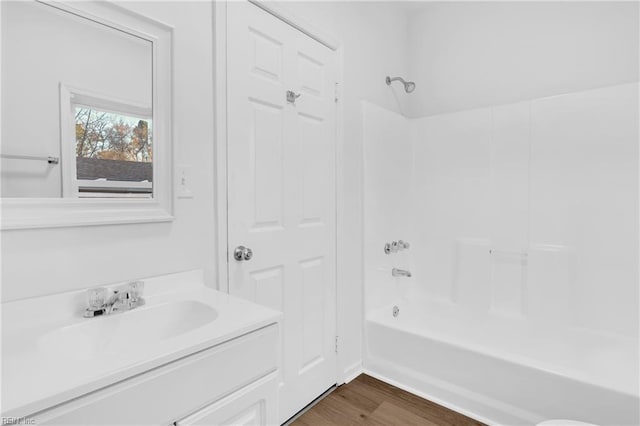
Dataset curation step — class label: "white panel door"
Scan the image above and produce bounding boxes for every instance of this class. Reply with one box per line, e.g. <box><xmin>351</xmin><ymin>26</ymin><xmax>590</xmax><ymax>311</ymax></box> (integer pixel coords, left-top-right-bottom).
<box><xmin>226</xmin><ymin>2</ymin><xmax>337</xmax><ymax>423</ymax></box>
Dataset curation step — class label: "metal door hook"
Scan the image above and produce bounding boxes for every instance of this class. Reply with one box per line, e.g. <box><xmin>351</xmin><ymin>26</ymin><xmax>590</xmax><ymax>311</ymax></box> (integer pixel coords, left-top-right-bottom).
<box><xmin>286</xmin><ymin>90</ymin><xmax>301</xmax><ymax>104</ymax></box>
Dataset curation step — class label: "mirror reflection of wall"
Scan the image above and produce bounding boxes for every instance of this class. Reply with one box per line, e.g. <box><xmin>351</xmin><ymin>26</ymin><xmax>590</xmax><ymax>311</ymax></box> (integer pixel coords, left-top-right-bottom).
<box><xmin>1</xmin><ymin>1</ymin><xmax>153</xmax><ymax>198</ymax></box>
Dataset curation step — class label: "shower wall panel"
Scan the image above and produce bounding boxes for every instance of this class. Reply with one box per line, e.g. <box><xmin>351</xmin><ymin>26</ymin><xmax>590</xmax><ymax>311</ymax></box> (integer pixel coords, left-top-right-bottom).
<box><xmin>409</xmin><ymin>83</ymin><xmax>638</xmax><ymax>337</ymax></box>
<box><xmin>362</xmin><ymin>102</ymin><xmax>412</xmax><ymax>313</ymax></box>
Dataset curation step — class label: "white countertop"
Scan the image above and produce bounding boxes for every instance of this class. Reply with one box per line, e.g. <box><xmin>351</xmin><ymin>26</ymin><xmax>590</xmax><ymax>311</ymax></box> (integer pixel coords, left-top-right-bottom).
<box><xmin>1</xmin><ymin>270</ymin><xmax>282</xmax><ymax>418</ymax></box>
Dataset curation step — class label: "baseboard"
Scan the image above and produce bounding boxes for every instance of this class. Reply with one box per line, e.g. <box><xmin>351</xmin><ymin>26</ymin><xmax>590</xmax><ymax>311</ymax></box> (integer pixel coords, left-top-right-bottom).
<box><xmin>342</xmin><ymin>361</ymin><xmax>364</xmax><ymax>384</ymax></box>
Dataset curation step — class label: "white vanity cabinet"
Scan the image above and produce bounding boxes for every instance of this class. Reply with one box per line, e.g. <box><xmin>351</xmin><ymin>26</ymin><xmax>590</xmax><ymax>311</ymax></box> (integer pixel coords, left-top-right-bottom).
<box><xmin>175</xmin><ymin>373</ymin><xmax>277</xmax><ymax>425</ymax></box>
<box><xmin>31</xmin><ymin>325</ymin><xmax>279</xmax><ymax>425</ymax></box>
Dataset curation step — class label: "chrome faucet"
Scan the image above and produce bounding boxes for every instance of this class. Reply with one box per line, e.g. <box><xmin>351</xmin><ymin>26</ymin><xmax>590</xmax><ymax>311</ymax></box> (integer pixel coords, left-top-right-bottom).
<box><xmin>84</xmin><ymin>281</ymin><xmax>145</xmax><ymax>318</ymax></box>
<box><xmin>392</xmin><ymin>268</ymin><xmax>412</xmax><ymax>278</ymax></box>
<box><xmin>105</xmin><ymin>289</ymin><xmax>130</xmax><ymax>315</ymax></box>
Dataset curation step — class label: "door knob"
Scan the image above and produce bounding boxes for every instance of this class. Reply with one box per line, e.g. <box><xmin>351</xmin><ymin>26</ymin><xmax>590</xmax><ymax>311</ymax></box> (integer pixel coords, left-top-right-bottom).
<box><xmin>233</xmin><ymin>245</ymin><xmax>253</xmax><ymax>261</ymax></box>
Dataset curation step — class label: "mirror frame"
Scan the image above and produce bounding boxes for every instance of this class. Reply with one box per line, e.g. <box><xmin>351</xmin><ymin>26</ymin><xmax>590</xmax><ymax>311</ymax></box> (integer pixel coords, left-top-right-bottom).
<box><xmin>0</xmin><ymin>0</ymin><xmax>174</xmax><ymax>229</ymax></box>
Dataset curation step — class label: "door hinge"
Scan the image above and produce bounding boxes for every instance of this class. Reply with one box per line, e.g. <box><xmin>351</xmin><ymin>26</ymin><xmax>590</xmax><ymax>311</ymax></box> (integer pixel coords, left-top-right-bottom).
<box><xmin>334</xmin><ymin>82</ymin><xmax>339</xmax><ymax>103</ymax></box>
<box><xmin>335</xmin><ymin>335</ymin><xmax>339</xmax><ymax>353</ymax></box>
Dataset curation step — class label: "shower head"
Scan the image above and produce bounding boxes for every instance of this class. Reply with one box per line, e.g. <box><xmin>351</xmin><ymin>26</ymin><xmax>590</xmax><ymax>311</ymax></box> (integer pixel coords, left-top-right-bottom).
<box><xmin>386</xmin><ymin>76</ymin><xmax>416</xmax><ymax>93</ymax></box>
<box><xmin>404</xmin><ymin>81</ymin><xmax>416</xmax><ymax>93</ymax></box>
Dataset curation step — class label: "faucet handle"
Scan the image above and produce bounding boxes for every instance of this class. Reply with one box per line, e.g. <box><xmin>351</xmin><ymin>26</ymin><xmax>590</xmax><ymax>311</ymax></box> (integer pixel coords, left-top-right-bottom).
<box><xmin>398</xmin><ymin>240</ymin><xmax>410</xmax><ymax>250</ymax></box>
<box><xmin>128</xmin><ymin>281</ymin><xmax>145</xmax><ymax>305</ymax></box>
<box><xmin>87</xmin><ymin>287</ymin><xmax>106</xmax><ymax>309</ymax></box>
<box><xmin>84</xmin><ymin>287</ymin><xmax>107</xmax><ymax>317</ymax></box>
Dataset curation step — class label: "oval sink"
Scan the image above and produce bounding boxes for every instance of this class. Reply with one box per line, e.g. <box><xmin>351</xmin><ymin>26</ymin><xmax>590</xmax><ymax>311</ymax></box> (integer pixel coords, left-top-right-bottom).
<box><xmin>38</xmin><ymin>300</ymin><xmax>218</xmax><ymax>361</ymax></box>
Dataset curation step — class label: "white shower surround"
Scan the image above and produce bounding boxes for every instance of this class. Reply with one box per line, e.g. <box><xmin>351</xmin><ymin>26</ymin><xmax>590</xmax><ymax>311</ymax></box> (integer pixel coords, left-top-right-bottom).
<box><xmin>362</xmin><ymin>82</ymin><xmax>639</xmax><ymax>425</ymax></box>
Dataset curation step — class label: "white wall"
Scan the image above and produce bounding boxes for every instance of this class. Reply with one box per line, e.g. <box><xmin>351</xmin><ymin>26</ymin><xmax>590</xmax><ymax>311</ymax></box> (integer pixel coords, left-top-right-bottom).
<box><xmin>406</xmin><ymin>1</ymin><xmax>639</xmax><ymax>117</ymax></box>
<box><xmin>1</xmin><ymin>1</ymin><xmax>217</xmax><ymax>301</ymax></box>
<box><xmin>271</xmin><ymin>1</ymin><xmax>410</xmax><ymax>379</ymax></box>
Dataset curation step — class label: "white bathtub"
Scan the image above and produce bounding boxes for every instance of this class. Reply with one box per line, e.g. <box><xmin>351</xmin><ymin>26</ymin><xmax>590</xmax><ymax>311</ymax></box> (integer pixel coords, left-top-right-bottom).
<box><xmin>364</xmin><ymin>301</ymin><xmax>639</xmax><ymax>426</ymax></box>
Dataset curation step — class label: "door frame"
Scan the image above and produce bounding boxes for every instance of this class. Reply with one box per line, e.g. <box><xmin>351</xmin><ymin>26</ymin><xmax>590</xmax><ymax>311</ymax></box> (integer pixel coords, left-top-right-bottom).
<box><xmin>212</xmin><ymin>0</ymin><xmax>349</xmax><ymax>384</ymax></box>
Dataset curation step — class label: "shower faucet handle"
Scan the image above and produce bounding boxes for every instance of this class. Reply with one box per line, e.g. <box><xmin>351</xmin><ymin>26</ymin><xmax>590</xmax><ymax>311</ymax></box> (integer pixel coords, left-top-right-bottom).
<box><xmin>128</xmin><ymin>281</ymin><xmax>145</xmax><ymax>306</ymax></box>
<box><xmin>384</xmin><ymin>240</ymin><xmax>411</xmax><ymax>254</ymax></box>
<box><xmin>398</xmin><ymin>240</ymin><xmax>410</xmax><ymax>250</ymax></box>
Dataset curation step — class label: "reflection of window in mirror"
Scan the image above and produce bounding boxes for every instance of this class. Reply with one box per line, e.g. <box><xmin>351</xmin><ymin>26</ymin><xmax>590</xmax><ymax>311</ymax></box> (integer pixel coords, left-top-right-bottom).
<box><xmin>72</xmin><ymin>104</ymin><xmax>153</xmax><ymax>198</ymax></box>
<box><xmin>58</xmin><ymin>84</ymin><xmax>155</xmax><ymax>200</ymax></box>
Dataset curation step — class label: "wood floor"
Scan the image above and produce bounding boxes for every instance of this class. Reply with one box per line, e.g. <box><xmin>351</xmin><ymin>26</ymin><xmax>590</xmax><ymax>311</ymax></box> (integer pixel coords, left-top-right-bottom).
<box><xmin>290</xmin><ymin>374</ymin><xmax>486</xmax><ymax>426</ymax></box>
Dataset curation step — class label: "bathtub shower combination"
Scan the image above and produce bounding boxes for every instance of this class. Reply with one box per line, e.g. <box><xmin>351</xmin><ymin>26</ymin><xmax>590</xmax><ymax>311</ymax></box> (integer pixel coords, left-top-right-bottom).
<box><xmin>363</xmin><ymin>81</ymin><xmax>639</xmax><ymax>425</ymax></box>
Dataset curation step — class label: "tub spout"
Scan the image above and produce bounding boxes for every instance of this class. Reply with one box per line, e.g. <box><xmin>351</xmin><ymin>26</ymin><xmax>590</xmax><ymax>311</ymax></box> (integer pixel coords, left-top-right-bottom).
<box><xmin>392</xmin><ymin>268</ymin><xmax>412</xmax><ymax>278</ymax></box>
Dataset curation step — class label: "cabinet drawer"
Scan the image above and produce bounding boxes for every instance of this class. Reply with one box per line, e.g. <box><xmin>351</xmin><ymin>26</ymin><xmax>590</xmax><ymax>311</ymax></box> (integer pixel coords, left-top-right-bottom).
<box><xmin>33</xmin><ymin>324</ymin><xmax>278</xmax><ymax>425</ymax></box>
<box><xmin>176</xmin><ymin>372</ymin><xmax>278</xmax><ymax>426</ymax></box>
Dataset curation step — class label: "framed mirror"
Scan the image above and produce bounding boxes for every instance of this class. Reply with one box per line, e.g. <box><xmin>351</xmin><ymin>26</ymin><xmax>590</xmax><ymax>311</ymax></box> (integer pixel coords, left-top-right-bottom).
<box><xmin>1</xmin><ymin>1</ymin><xmax>173</xmax><ymax>229</ymax></box>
